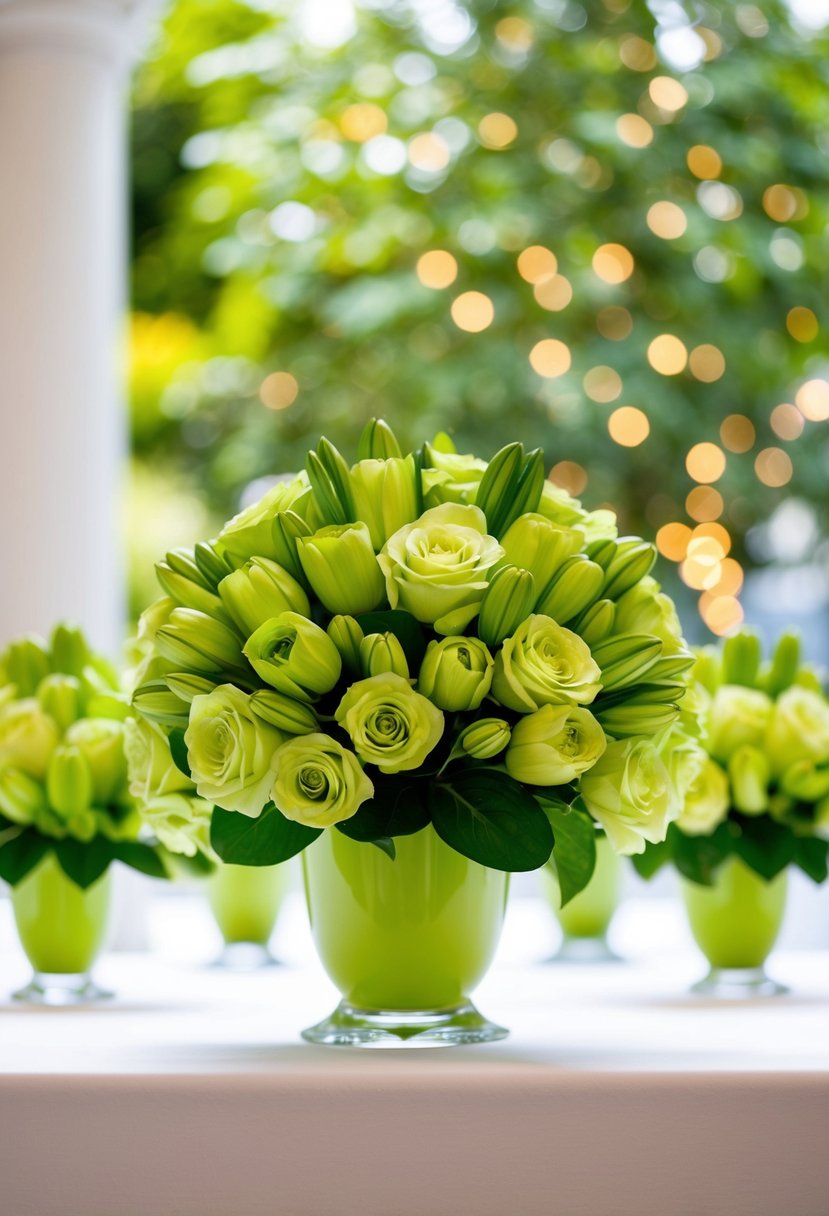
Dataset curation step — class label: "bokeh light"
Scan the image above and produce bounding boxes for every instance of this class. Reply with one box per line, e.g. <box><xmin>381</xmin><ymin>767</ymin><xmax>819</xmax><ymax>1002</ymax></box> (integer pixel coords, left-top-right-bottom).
<box><xmin>770</xmin><ymin>403</ymin><xmax>805</xmax><ymax>440</ymax></box>
<box><xmin>701</xmin><ymin>595</ymin><xmax>744</xmax><ymax>636</ymax></box>
<box><xmin>608</xmin><ymin>406</ymin><xmax>649</xmax><ymax>446</ymax></box>
<box><xmin>647</xmin><ymin>334</ymin><xmax>688</xmax><ymax>375</ymax></box>
<box><xmin>260</xmin><ymin>372</ymin><xmax>299</xmax><ymax>410</ymax></box>
<box><xmin>786</xmin><ymin>306</ymin><xmax>818</xmax><ymax>342</ymax></box>
<box><xmin>687</xmin><ymin>145</ymin><xmax>722</xmax><ymax>179</ymax></box>
<box><xmin>616</xmin><ymin>114</ymin><xmax>654</xmax><ymax>148</ymax></box>
<box><xmin>720</xmin><ymin>414</ymin><xmax>755</xmax><ymax>452</ymax></box>
<box><xmin>549</xmin><ymin>460</ymin><xmax>588</xmax><ymax>496</ymax></box>
<box><xmin>408</xmin><ymin>132</ymin><xmax>450</xmax><ymax>172</ymax></box>
<box><xmin>646</xmin><ymin>201</ymin><xmax>687</xmax><ymax>239</ymax></box>
<box><xmin>648</xmin><ymin>76</ymin><xmax>688</xmax><ymax>112</ymax></box>
<box><xmin>340</xmin><ymin>103</ymin><xmax>387</xmax><ymax>142</ymax></box>
<box><xmin>755</xmin><ymin>446</ymin><xmax>793</xmax><ymax>486</ymax></box>
<box><xmin>583</xmin><ymin>366</ymin><xmax>623</xmax><ymax>403</ymax></box>
<box><xmin>450</xmin><ymin>291</ymin><xmax>494</xmax><ymax>332</ymax></box>
<box><xmin>596</xmin><ymin>307</ymin><xmax>633</xmax><ymax>340</ymax></box>
<box><xmin>686</xmin><ymin>442</ymin><xmax>726</xmax><ymax>483</ymax></box>
<box><xmin>529</xmin><ymin>338</ymin><xmax>571</xmax><ymax>378</ymax></box>
<box><xmin>686</xmin><ymin>486</ymin><xmax>724</xmax><ymax>522</ymax></box>
<box><xmin>689</xmin><ymin>344</ymin><xmax>726</xmax><ymax>382</ymax></box>
<box><xmin>478</xmin><ymin>113</ymin><xmax>518</xmax><ymax>150</ymax></box>
<box><xmin>592</xmin><ymin>244</ymin><xmax>635</xmax><ymax>284</ymax></box>
<box><xmin>416</xmin><ymin>250</ymin><xmax>458</xmax><ymax>289</ymax></box>
<box><xmin>533</xmin><ymin>274</ymin><xmax>573</xmax><ymax>311</ymax></box>
<box><xmin>517</xmin><ymin>246</ymin><xmax>557</xmax><ymax>283</ymax></box>
<box><xmin>762</xmin><ymin>184</ymin><xmax>808</xmax><ymax>222</ymax></box>
<box><xmin>796</xmin><ymin>379</ymin><xmax>829</xmax><ymax>421</ymax></box>
<box><xmin>656</xmin><ymin>522</ymin><xmax>692</xmax><ymax>561</ymax></box>
<box><xmin>618</xmin><ymin>34</ymin><xmax>657</xmax><ymax>71</ymax></box>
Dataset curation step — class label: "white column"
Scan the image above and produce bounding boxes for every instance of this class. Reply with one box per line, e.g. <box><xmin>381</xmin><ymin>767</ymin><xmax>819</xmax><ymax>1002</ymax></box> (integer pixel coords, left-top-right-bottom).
<box><xmin>0</xmin><ymin>0</ymin><xmax>151</xmax><ymax>659</ymax></box>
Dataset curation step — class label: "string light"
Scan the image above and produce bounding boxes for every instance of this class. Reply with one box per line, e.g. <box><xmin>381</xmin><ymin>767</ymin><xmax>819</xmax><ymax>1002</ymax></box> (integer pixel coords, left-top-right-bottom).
<box><xmin>260</xmin><ymin>372</ymin><xmax>299</xmax><ymax>410</ymax></box>
<box><xmin>686</xmin><ymin>486</ymin><xmax>724</xmax><ymax>522</ymax></box>
<box><xmin>416</xmin><ymin>250</ymin><xmax>458</xmax><ymax>289</ymax></box>
<box><xmin>450</xmin><ymin>291</ymin><xmax>494</xmax><ymax>332</ymax></box>
<box><xmin>529</xmin><ymin>338</ymin><xmax>571</xmax><ymax>377</ymax></box>
<box><xmin>656</xmin><ymin>522</ymin><xmax>692</xmax><ymax>561</ymax></box>
<box><xmin>608</xmin><ymin>406</ymin><xmax>649</xmax><ymax>446</ymax></box>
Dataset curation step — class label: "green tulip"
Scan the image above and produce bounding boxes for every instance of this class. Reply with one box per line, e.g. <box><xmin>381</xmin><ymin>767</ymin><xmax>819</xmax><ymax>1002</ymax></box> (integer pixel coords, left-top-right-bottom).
<box><xmin>243</xmin><ymin>612</ymin><xmax>342</xmax><ymax>702</ymax></box>
<box><xmin>47</xmin><ymin>746</ymin><xmax>94</xmax><ymax>817</ymax></box>
<box><xmin>216</xmin><ymin>473</ymin><xmax>315</xmax><ymax>561</ymax></box>
<box><xmin>728</xmin><ymin>745</ymin><xmax>770</xmax><ymax>815</ymax></box>
<box><xmin>500</xmin><ymin>514</ymin><xmax>582</xmax><ymax>598</ymax></box>
<box><xmin>155</xmin><ymin>608</ymin><xmax>246</xmax><ymax>676</ymax></box>
<box><xmin>535</xmin><ymin>556</ymin><xmax>604</xmax><ymax>624</ymax></box>
<box><xmin>164</xmin><ymin>673</ymin><xmax>217</xmax><ymax>704</ymax></box>
<box><xmin>49</xmin><ymin>623</ymin><xmax>90</xmax><ymax>677</ymax></box>
<box><xmin>418</xmin><ymin>636</ymin><xmax>493</xmax><ymax>711</ymax></box>
<box><xmin>594</xmin><ymin>700</ymin><xmax>680</xmax><ymax>738</ymax></box>
<box><xmin>336</xmin><ymin>673</ymin><xmax>444</xmax><ymax>773</ymax></box>
<box><xmin>575</xmin><ymin>599</ymin><xmax>616</xmax><ymax>646</ymax></box>
<box><xmin>360</xmin><ymin>632</ymin><xmax>409</xmax><ymax>679</ymax></box>
<box><xmin>477</xmin><ymin>565</ymin><xmax>536</xmax><ymax>647</ymax></box>
<box><xmin>600</xmin><ymin>540</ymin><xmax>657</xmax><ymax>601</ymax></box>
<box><xmin>132</xmin><ymin>680</ymin><xmax>191</xmax><ymax>730</ymax></box>
<box><xmin>65</xmin><ymin>719</ymin><xmax>128</xmax><ymax>803</ymax></box>
<box><xmin>358</xmin><ymin>417</ymin><xmax>403</xmax><ymax>460</ymax></box>
<box><xmin>249</xmin><ymin>689</ymin><xmax>319</xmax><ymax>735</ymax></box>
<box><xmin>590</xmin><ymin>634</ymin><xmax>663</xmax><ymax>691</ymax></box>
<box><xmin>185</xmin><ymin>684</ymin><xmax>286</xmax><ymax>817</ymax></box>
<box><xmin>156</xmin><ymin>551</ymin><xmax>228</xmax><ymax>618</ymax></box>
<box><xmin>297</xmin><ymin>522</ymin><xmax>385</xmax><ymax>616</ymax></box>
<box><xmin>219</xmin><ymin>557</ymin><xmax>310</xmax><ymax>635</ymax></box>
<box><xmin>456</xmin><ymin>718</ymin><xmax>511</xmax><ymax>760</ymax></box>
<box><xmin>271</xmin><ymin>734</ymin><xmax>374</xmax><ymax>828</ymax></box>
<box><xmin>0</xmin><ymin>767</ymin><xmax>46</xmax><ymax>825</ymax></box>
<box><xmin>37</xmin><ymin>674</ymin><xmax>84</xmax><ymax>731</ymax></box>
<box><xmin>505</xmin><ymin>704</ymin><xmax>606</xmax><ymax>786</ymax></box>
<box><xmin>271</xmin><ymin>510</ymin><xmax>313</xmax><ymax>584</ymax></box>
<box><xmin>327</xmin><ymin>615</ymin><xmax>365</xmax><ymax>673</ymax></box>
<box><xmin>492</xmin><ymin>615</ymin><xmax>602</xmax><ymax>713</ymax></box>
<box><xmin>351</xmin><ymin>456</ymin><xmax>419</xmax><ymax>550</ymax></box>
<box><xmin>2</xmin><ymin>636</ymin><xmax>50</xmax><ymax>697</ymax></box>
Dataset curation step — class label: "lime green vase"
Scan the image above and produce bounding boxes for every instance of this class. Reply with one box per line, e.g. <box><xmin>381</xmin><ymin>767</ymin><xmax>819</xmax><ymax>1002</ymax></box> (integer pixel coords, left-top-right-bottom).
<box><xmin>541</xmin><ymin>832</ymin><xmax>622</xmax><ymax>961</ymax></box>
<box><xmin>11</xmin><ymin>852</ymin><xmax>112</xmax><ymax>1004</ymax></box>
<box><xmin>302</xmin><ymin>824</ymin><xmax>509</xmax><ymax>1047</ymax></box>
<box><xmin>206</xmin><ymin>862</ymin><xmax>288</xmax><ymax>967</ymax></box>
<box><xmin>681</xmin><ymin>856</ymin><xmax>788</xmax><ymax>996</ymax></box>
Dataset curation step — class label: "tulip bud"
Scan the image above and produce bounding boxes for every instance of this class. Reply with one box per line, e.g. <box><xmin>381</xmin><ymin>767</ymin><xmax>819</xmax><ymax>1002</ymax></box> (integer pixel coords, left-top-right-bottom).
<box><xmin>780</xmin><ymin>760</ymin><xmax>829</xmax><ymax>802</ymax></box>
<box><xmin>360</xmin><ymin>632</ymin><xmax>409</xmax><ymax>679</ymax></box>
<box><xmin>692</xmin><ymin>647</ymin><xmax>723</xmax><ymax>696</ymax></box>
<box><xmin>37</xmin><ymin>674</ymin><xmax>84</xmax><ymax>731</ymax></box>
<box><xmin>418</xmin><ymin>637</ymin><xmax>493</xmax><ymax>711</ymax></box>
<box><xmin>249</xmin><ymin>689</ymin><xmax>319</xmax><ymax>735</ymax></box>
<box><xmin>721</xmin><ymin>631</ymin><xmax>762</xmax><ymax>688</ymax></box>
<box><xmin>271</xmin><ymin>510</ymin><xmax>314</xmax><ymax>584</ymax></box>
<box><xmin>47</xmin><ymin>746</ymin><xmax>94</xmax><ymax>817</ymax></box>
<box><xmin>728</xmin><ymin>745</ymin><xmax>770</xmax><ymax>815</ymax></box>
<box><xmin>590</xmin><ymin>635</ymin><xmax>663</xmax><ymax>691</ymax></box>
<box><xmin>456</xmin><ymin>718</ymin><xmax>511</xmax><ymax>760</ymax></box>
<box><xmin>243</xmin><ymin>612</ymin><xmax>342</xmax><ymax>701</ymax></box>
<box><xmin>132</xmin><ymin>680</ymin><xmax>191</xmax><ymax>730</ymax></box>
<box><xmin>500</xmin><ymin>514</ymin><xmax>581</xmax><ymax>598</ymax></box>
<box><xmin>218</xmin><ymin>557</ymin><xmax>310</xmax><ymax>635</ymax></box>
<box><xmin>306</xmin><ymin>439</ymin><xmax>356</xmax><ymax>526</ymax></box>
<box><xmin>351</xmin><ymin>456</ymin><xmax>419</xmax><ymax>549</ymax></box>
<box><xmin>297</xmin><ymin>523</ymin><xmax>385</xmax><ymax>616</ymax></box>
<box><xmin>194</xmin><ymin>540</ymin><xmax>237</xmax><ymax>588</ymax></box>
<box><xmin>156</xmin><ymin>550</ymin><xmax>229</xmax><ymax>618</ymax></box>
<box><xmin>764</xmin><ymin>632</ymin><xmax>801</xmax><ymax>697</ymax></box>
<box><xmin>164</xmin><ymin>673</ymin><xmax>217</xmax><ymax>704</ymax></box>
<box><xmin>0</xmin><ymin>768</ymin><xmax>46</xmax><ymax>825</ymax></box>
<box><xmin>601</xmin><ymin>541</ymin><xmax>656</xmax><ymax>601</ymax></box>
<box><xmin>476</xmin><ymin>444</ymin><xmax>544</xmax><ymax>537</ymax></box>
<box><xmin>575</xmin><ymin>599</ymin><xmax>615</xmax><ymax>646</ymax></box>
<box><xmin>327</xmin><ymin>615</ymin><xmax>365</xmax><ymax>674</ymax></box>
<box><xmin>535</xmin><ymin>556</ymin><xmax>604</xmax><ymax>624</ymax></box>
<box><xmin>358</xmin><ymin>417</ymin><xmax>403</xmax><ymax>460</ymax></box>
<box><xmin>594</xmin><ymin>701</ymin><xmax>679</xmax><ymax>738</ymax></box>
<box><xmin>3</xmin><ymin>636</ymin><xmax>51</xmax><ymax>696</ymax></box>
<box><xmin>65</xmin><ymin>719</ymin><xmax>128</xmax><ymax>803</ymax></box>
<box><xmin>49</xmin><ymin>623</ymin><xmax>90</xmax><ymax>677</ymax></box>
<box><xmin>477</xmin><ymin>566</ymin><xmax>536</xmax><ymax>647</ymax></box>
<box><xmin>156</xmin><ymin>608</ymin><xmax>246</xmax><ymax>676</ymax></box>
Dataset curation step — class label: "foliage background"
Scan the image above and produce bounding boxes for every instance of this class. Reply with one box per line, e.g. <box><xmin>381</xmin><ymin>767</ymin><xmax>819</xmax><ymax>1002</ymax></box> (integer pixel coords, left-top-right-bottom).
<box><xmin>128</xmin><ymin>0</ymin><xmax>829</xmax><ymax>634</ymax></box>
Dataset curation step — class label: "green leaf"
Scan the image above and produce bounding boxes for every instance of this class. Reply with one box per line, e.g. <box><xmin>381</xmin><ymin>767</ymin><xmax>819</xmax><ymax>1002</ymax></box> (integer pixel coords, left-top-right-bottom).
<box><xmin>539</xmin><ymin>799</ymin><xmax>596</xmax><ymax>906</ymax></box>
<box><xmin>111</xmin><ymin>842</ymin><xmax>169</xmax><ymax>880</ymax></box>
<box><xmin>54</xmin><ymin>836</ymin><xmax>114</xmax><ymax>889</ymax></box>
<box><xmin>168</xmin><ymin>728</ymin><xmax>192</xmax><ymax>778</ymax></box>
<box><xmin>631</xmin><ymin>836</ymin><xmax>673</xmax><ymax>880</ymax></box>
<box><xmin>211</xmin><ymin>802</ymin><xmax>320</xmax><ymax>865</ymax></box>
<box><xmin>0</xmin><ymin>830</ymin><xmax>49</xmax><ymax>886</ymax></box>
<box><xmin>793</xmin><ymin>835</ymin><xmax>829</xmax><ymax>884</ymax></box>
<box><xmin>733</xmin><ymin>813</ymin><xmax>795</xmax><ymax>881</ymax></box>
<box><xmin>355</xmin><ymin>609</ymin><xmax>428</xmax><ymax>670</ymax></box>
<box><xmin>336</xmin><ymin>775</ymin><xmax>430</xmax><ymax>844</ymax></box>
<box><xmin>369</xmin><ymin>836</ymin><xmax>396</xmax><ymax>860</ymax></box>
<box><xmin>429</xmin><ymin>769</ymin><xmax>553</xmax><ymax>872</ymax></box>
<box><xmin>671</xmin><ymin>822</ymin><xmax>734</xmax><ymax>887</ymax></box>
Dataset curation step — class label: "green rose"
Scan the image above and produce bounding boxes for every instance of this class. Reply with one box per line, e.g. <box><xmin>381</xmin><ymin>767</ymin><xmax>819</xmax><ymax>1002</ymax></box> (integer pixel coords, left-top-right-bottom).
<box><xmin>336</xmin><ymin>673</ymin><xmax>444</xmax><ymax>773</ymax></box>
<box><xmin>351</xmin><ymin>456</ymin><xmax>419</xmax><ymax>549</ymax></box>
<box><xmin>216</xmin><ymin>473</ymin><xmax>317</xmax><ymax>560</ymax></box>
<box><xmin>613</xmin><ymin>576</ymin><xmax>685</xmax><ymax>654</ymax></box>
<box><xmin>677</xmin><ymin>758</ymin><xmax>730</xmax><ymax>836</ymax></box>
<box><xmin>0</xmin><ymin>698</ymin><xmax>59</xmax><ymax>779</ymax></box>
<box><xmin>64</xmin><ymin>719</ymin><xmax>128</xmax><ymax>803</ymax></box>
<box><xmin>706</xmin><ymin>685</ymin><xmax>773</xmax><ymax>764</ymax></box>
<box><xmin>378</xmin><ymin>503</ymin><xmax>504</xmax><ymax>634</ymax></box>
<box><xmin>766</xmin><ymin>686</ymin><xmax>829</xmax><ymax>778</ymax></box>
<box><xmin>297</xmin><ymin>522</ymin><xmax>385</xmax><ymax>616</ymax></box>
<box><xmin>243</xmin><ymin>612</ymin><xmax>342</xmax><ymax>702</ymax></box>
<box><xmin>505</xmin><ymin>704</ymin><xmax>606</xmax><ymax>786</ymax></box>
<box><xmin>143</xmin><ymin>794</ymin><xmax>214</xmax><ymax>858</ymax></box>
<box><xmin>421</xmin><ymin>446</ymin><xmax>488</xmax><ymax>507</ymax></box>
<box><xmin>124</xmin><ymin>716</ymin><xmax>194</xmax><ymax>802</ymax></box>
<box><xmin>271</xmin><ymin>734</ymin><xmax>374</xmax><ymax>828</ymax></box>
<box><xmin>218</xmin><ymin>557</ymin><xmax>310</xmax><ymax>636</ymax></box>
<box><xmin>580</xmin><ymin>737</ymin><xmax>678</xmax><ymax>855</ymax></box>
<box><xmin>491</xmin><ymin>615</ymin><xmax>602</xmax><ymax>713</ymax></box>
<box><xmin>456</xmin><ymin>718</ymin><xmax>511</xmax><ymax>760</ymax></box>
<box><xmin>537</xmin><ymin>480</ymin><xmax>618</xmax><ymax>545</ymax></box>
<box><xmin>418</xmin><ymin>636</ymin><xmax>494</xmax><ymax>712</ymax></box>
<box><xmin>185</xmin><ymin>685</ymin><xmax>285</xmax><ymax>817</ymax></box>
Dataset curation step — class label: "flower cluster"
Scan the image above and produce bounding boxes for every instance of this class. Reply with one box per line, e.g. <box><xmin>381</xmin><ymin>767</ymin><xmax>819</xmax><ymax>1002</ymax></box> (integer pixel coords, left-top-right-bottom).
<box><xmin>129</xmin><ymin>422</ymin><xmax>700</xmax><ymax>889</ymax></box>
<box><xmin>637</xmin><ymin>631</ymin><xmax>829</xmax><ymax>886</ymax></box>
<box><xmin>0</xmin><ymin>624</ymin><xmax>166</xmax><ymax>888</ymax></box>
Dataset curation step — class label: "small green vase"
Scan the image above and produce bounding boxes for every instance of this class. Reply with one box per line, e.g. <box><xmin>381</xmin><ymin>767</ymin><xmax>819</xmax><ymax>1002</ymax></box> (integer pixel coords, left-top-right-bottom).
<box><xmin>681</xmin><ymin>856</ymin><xmax>788</xmax><ymax>996</ymax></box>
<box><xmin>302</xmin><ymin>824</ymin><xmax>509</xmax><ymax>1047</ymax></box>
<box><xmin>206</xmin><ymin>862</ymin><xmax>288</xmax><ymax>968</ymax></box>
<box><xmin>11</xmin><ymin>852</ymin><xmax>112</xmax><ymax>1004</ymax></box>
<box><xmin>541</xmin><ymin>832</ymin><xmax>622</xmax><ymax>962</ymax></box>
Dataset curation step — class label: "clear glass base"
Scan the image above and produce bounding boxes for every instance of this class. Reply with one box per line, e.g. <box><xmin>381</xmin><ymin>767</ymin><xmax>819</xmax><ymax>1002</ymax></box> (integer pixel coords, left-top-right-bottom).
<box><xmin>210</xmin><ymin>942</ymin><xmax>281</xmax><ymax>971</ymax></box>
<box><xmin>691</xmin><ymin>966</ymin><xmax>788</xmax><ymax>998</ymax></box>
<box><xmin>13</xmin><ymin>971</ymin><xmax>113</xmax><ymax>1006</ymax></box>
<box><xmin>545</xmin><ymin>935</ymin><xmax>622</xmax><ymax>965</ymax></box>
<box><xmin>302</xmin><ymin>999</ymin><xmax>509</xmax><ymax>1048</ymax></box>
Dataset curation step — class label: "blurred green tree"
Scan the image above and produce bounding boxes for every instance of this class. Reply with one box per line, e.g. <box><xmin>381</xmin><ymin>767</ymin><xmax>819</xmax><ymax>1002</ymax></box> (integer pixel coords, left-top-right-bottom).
<box><xmin>129</xmin><ymin>0</ymin><xmax>829</xmax><ymax>631</ymax></box>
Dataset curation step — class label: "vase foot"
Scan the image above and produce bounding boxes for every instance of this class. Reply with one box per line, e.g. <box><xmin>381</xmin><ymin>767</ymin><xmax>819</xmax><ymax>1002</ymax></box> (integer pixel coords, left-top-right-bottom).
<box><xmin>209</xmin><ymin>942</ymin><xmax>281</xmax><ymax>971</ymax></box>
<box><xmin>691</xmin><ymin>966</ymin><xmax>788</xmax><ymax>999</ymax></box>
<box><xmin>545</xmin><ymin>936</ymin><xmax>622</xmax><ymax>964</ymax></box>
<box><xmin>302</xmin><ymin>1000</ymin><xmax>509</xmax><ymax>1048</ymax></box>
<box><xmin>13</xmin><ymin>972</ymin><xmax>113</xmax><ymax>1006</ymax></box>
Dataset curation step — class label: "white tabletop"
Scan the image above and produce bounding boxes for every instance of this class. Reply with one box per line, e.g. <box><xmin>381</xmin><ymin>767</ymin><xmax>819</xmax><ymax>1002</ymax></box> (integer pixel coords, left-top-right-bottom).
<box><xmin>1</xmin><ymin>890</ymin><xmax>828</xmax><ymax>1215</ymax></box>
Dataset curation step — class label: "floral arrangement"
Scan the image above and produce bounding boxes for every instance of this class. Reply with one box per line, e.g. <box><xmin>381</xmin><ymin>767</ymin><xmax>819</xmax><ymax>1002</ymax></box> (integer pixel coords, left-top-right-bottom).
<box><xmin>634</xmin><ymin>631</ymin><xmax>829</xmax><ymax>886</ymax></box>
<box><xmin>0</xmin><ymin>624</ymin><xmax>168</xmax><ymax>888</ymax></box>
<box><xmin>129</xmin><ymin>420</ymin><xmax>702</xmax><ymax>901</ymax></box>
